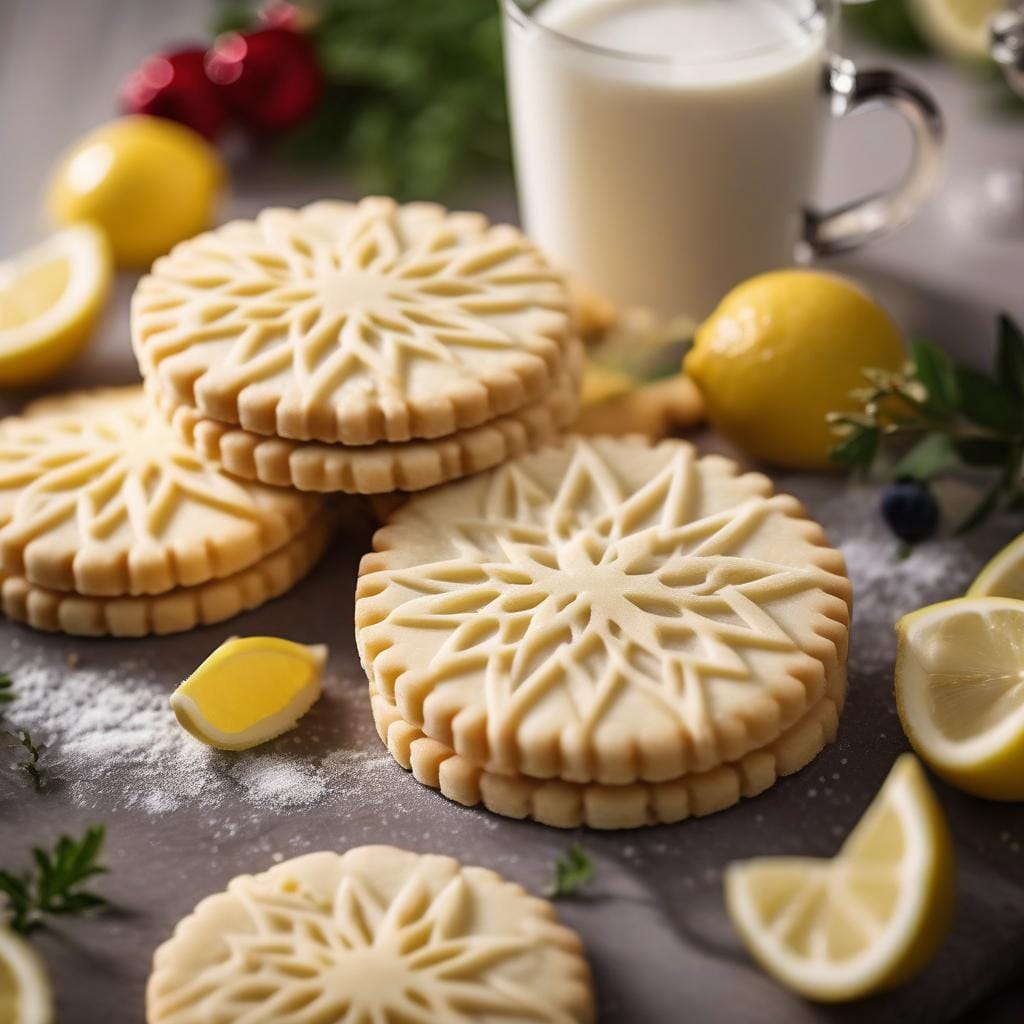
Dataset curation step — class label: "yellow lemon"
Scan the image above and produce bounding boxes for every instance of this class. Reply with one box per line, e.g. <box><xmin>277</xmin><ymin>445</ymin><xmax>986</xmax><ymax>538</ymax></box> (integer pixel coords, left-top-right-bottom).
<box><xmin>0</xmin><ymin>224</ymin><xmax>111</xmax><ymax>387</ymax></box>
<box><xmin>909</xmin><ymin>0</ymin><xmax>1003</xmax><ymax>60</ymax></box>
<box><xmin>896</xmin><ymin>596</ymin><xmax>1024</xmax><ymax>800</ymax></box>
<box><xmin>170</xmin><ymin>636</ymin><xmax>328</xmax><ymax>751</ymax></box>
<box><xmin>725</xmin><ymin>754</ymin><xmax>955</xmax><ymax>1002</ymax></box>
<box><xmin>0</xmin><ymin>926</ymin><xmax>54</xmax><ymax>1024</ymax></box>
<box><xmin>685</xmin><ymin>270</ymin><xmax>905</xmax><ymax>469</ymax></box>
<box><xmin>968</xmin><ymin>533</ymin><xmax>1024</xmax><ymax>600</ymax></box>
<box><xmin>47</xmin><ymin>116</ymin><xmax>224</xmax><ymax>269</ymax></box>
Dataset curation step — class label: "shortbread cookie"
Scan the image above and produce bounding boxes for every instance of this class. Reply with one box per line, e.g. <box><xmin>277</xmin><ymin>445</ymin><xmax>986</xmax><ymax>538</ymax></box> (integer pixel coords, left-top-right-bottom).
<box><xmin>1</xmin><ymin>512</ymin><xmax>332</xmax><ymax>637</ymax></box>
<box><xmin>147</xmin><ymin>846</ymin><xmax>595</xmax><ymax>1024</ymax></box>
<box><xmin>357</xmin><ymin>437</ymin><xmax>851</xmax><ymax>786</ymax></box>
<box><xmin>0</xmin><ymin>387</ymin><xmax>322</xmax><ymax>597</ymax></box>
<box><xmin>370</xmin><ymin>663</ymin><xmax>845</xmax><ymax>829</ymax></box>
<box><xmin>153</xmin><ymin>340</ymin><xmax>584</xmax><ymax>494</ymax></box>
<box><xmin>133</xmin><ymin>198</ymin><xmax>573</xmax><ymax>445</ymax></box>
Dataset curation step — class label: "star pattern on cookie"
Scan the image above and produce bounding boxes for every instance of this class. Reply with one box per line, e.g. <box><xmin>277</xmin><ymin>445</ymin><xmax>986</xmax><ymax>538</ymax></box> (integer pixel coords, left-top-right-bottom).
<box><xmin>358</xmin><ymin>438</ymin><xmax>851</xmax><ymax>780</ymax></box>
<box><xmin>148</xmin><ymin>850</ymin><xmax>593</xmax><ymax>1024</ymax></box>
<box><xmin>1</xmin><ymin>403</ymin><xmax>262</xmax><ymax>544</ymax></box>
<box><xmin>134</xmin><ymin>199</ymin><xmax>571</xmax><ymax>443</ymax></box>
<box><xmin>0</xmin><ymin>388</ymin><xmax>318</xmax><ymax>595</ymax></box>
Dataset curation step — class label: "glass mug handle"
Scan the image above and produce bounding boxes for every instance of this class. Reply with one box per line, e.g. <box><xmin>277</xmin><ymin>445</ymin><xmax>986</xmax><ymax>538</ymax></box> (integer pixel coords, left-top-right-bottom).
<box><xmin>803</xmin><ymin>57</ymin><xmax>945</xmax><ymax>256</ymax></box>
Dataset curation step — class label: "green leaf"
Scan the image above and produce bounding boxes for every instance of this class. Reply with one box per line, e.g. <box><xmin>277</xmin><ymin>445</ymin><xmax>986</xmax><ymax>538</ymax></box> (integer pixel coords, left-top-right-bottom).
<box><xmin>0</xmin><ymin>673</ymin><xmax>13</xmax><ymax>709</ymax></box>
<box><xmin>842</xmin><ymin>0</ymin><xmax>931</xmax><ymax>55</ymax></box>
<box><xmin>910</xmin><ymin>340</ymin><xmax>960</xmax><ymax>416</ymax></box>
<box><xmin>13</xmin><ymin>730</ymin><xmax>46</xmax><ymax>791</ymax></box>
<box><xmin>545</xmin><ymin>843</ymin><xmax>595</xmax><ymax>899</ymax></box>
<box><xmin>829</xmin><ymin>426</ymin><xmax>879</xmax><ymax>469</ymax></box>
<box><xmin>890</xmin><ymin>433</ymin><xmax>959</xmax><ymax>481</ymax></box>
<box><xmin>0</xmin><ymin>826</ymin><xmax>109</xmax><ymax>934</ymax></box>
<box><xmin>996</xmin><ymin>313</ymin><xmax>1024</xmax><ymax>404</ymax></box>
<box><xmin>955</xmin><ymin>365</ymin><xmax>1024</xmax><ymax>435</ymax></box>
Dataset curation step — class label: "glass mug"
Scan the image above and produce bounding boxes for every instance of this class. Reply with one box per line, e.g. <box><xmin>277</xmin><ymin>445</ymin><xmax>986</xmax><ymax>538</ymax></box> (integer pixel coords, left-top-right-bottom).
<box><xmin>501</xmin><ymin>0</ymin><xmax>945</xmax><ymax>320</ymax></box>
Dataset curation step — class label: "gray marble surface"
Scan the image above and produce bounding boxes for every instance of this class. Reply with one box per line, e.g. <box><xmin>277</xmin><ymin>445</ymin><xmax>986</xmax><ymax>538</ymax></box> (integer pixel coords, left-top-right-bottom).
<box><xmin>1</xmin><ymin>2</ymin><xmax>1023</xmax><ymax>1022</ymax></box>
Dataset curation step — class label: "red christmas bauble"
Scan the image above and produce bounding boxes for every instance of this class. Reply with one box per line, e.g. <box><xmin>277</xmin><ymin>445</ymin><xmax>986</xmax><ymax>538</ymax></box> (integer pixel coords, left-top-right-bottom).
<box><xmin>206</xmin><ymin>27</ymin><xmax>323</xmax><ymax>135</ymax></box>
<box><xmin>119</xmin><ymin>48</ymin><xmax>228</xmax><ymax>142</ymax></box>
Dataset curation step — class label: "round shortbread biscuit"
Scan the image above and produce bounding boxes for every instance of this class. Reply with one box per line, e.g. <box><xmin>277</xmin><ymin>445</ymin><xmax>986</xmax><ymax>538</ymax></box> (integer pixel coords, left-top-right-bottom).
<box><xmin>132</xmin><ymin>198</ymin><xmax>573</xmax><ymax>446</ymax></box>
<box><xmin>0</xmin><ymin>387</ymin><xmax>323</xmax><ymax>597</ymax></box>
<box><xmin>151</xmin><ymin>340</ymin><xmax>584</xmax><ymax>494</ymax></box>
<box><xmin>356</xmin><ymin>437</ymin><xmax>851</xmax><ymax>786</ymax></box>
<box><xmin>146</xmin><ymin>846</ymin><xmax>595</xmax><ymax>1024</ymax></box>
<box><xmin>0</xmin><ymin>511</ymin><xmax>333</xmax><ymax>637</ymax></box>
<box><xmin>369</xmin><ymin>664</ymin><xmax>846</xmax><ymax>830</ymax></box>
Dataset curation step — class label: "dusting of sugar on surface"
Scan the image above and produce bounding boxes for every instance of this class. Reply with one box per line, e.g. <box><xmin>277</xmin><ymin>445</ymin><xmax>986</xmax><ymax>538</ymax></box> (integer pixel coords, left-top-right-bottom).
<box><xmin>0</xmin><ymin>481</ymin><xmax>1014</xmax><ymax>824</ymax></box>
<box><xmin>2</xmin><ymin>653</ymin><xmax>395</xmax><ymax>820</ymax></box>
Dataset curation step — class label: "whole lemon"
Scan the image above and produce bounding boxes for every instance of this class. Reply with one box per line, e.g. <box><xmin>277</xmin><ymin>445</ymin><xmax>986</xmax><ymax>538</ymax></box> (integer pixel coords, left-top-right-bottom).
<box><xmin>684</xmin><ymin>270</ymin><xmax>905</xmax><ymax>469</ymax></box>
<box><xmin>46</xmin><ymin>116</ymin><xmax>224</xmax><ymax>269</ymax></box>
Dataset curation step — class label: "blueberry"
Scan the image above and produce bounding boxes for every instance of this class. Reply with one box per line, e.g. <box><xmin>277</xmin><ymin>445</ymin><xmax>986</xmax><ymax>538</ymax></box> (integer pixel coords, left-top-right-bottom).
<box><xmin>880</xmin><ymin>480</ymin><xmax>940</xmax><ymax>544</ymax></box>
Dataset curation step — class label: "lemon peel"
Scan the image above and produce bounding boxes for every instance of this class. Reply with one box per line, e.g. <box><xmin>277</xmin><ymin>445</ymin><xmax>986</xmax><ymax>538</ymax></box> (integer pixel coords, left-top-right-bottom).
<box><xmin>725</xmin><ymin>754</ymin><xmax>955</xmax><ymax>1001</ymax></box>
<box><xmin>0</xmin><ymin>926</ymin><xmax>54</xmax><ymax>1024</ymax></box>
<box><xmin>170</xmin><ymin>637</ymin><xmax>327</xmax><ymax>751</ymax></box>
<box><xmin>896</xmin><ymin>596</ymin><xmax>1024</xmax><ymax>800</ymax></box>
<box><xmin>0</xmin><ymin>224</ymin><xmax>111</xmax><ymax>387</ymax></box>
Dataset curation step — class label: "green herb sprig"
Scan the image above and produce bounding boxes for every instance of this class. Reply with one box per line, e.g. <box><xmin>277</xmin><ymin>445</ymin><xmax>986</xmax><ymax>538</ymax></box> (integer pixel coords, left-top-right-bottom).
<box><xmin>13</xmin><ymin>730</ymin><xmax>47</xmax><ymax>791</ymax></box>
<box><xmin>0</xmin><ymin>827</ymin><xmax>109</xmax><ymax>935</ymax></box>
<box><xmin>545</xmin><ymin>842</ymin><xmax>595</xmax><ymax>899</ymax></box>
<box><xmin>830</xmin><ymin>313</ymin><xmax>1024</xmax><ymax>532</ymax></box>
<box><xmin>217</xmin><ymin>0</ymin><xmax>511</xmax><ymax>198</ymax></box>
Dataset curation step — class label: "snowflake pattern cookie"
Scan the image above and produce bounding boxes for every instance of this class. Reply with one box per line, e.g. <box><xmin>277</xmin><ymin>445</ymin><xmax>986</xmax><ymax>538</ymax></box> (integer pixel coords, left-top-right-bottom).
<box><xmin>357</xmin><ymin>437</ymin><xmax>851</xmax><ymax>787</ymax></box>
<box><xmin>152</xmin><ymin>339</ymin><xmax>583</xmax><ymax>494</ymax></box>
<box><xmin>133</xmin><ymin>198</ymin><xmax>574</xmax><ymax>445</ymax></box>
<box><xmin>0</xmin><ymin>510</ymin><xmax>332</xmax><ymax>637</ymax></box>
<box><xmin>0</xmin><ymin>387</ymin><xmax>323</xmax><ymax>596</ymax></box>
<box><xmin>147</xmin><ymin>846</ymin><xmax>595</xmax><ymax>1024</ymax></box>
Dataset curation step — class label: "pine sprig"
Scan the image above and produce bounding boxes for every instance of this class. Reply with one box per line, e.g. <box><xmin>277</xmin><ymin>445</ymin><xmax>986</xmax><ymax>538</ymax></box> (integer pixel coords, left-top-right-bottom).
<box><xmin>0</xmin><ymin>826</ymin><xmax>109</xmax><ymax>935</ymax></box>
<box><xmin>545</xmin><ymin>842</ymin><xmax>595</xmax><ymax>899</ymax></box>
<box><xmin>830</xmin><ymin>313</ymin><xmax>1024</xmax><ymax>532</ymax></box>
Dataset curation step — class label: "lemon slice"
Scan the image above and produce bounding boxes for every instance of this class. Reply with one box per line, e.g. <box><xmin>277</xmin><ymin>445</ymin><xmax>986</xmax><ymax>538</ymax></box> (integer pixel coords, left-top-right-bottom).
<box><xmin>170</xmin><ymin>636</ymin><xmax>328</xmax><ymax>751</ymax></box>
<box><xmin>725</xmin><ymin>755</ymin><xmax>955</xmax><ymax>1002</ymax></box>
<box><xmin>909</xmin><ymin>0</ymin><xmax>1003</xmax><ymax>60</ymax></box>
<box><xmin>0</xmin><ymin>926</ymin><xmax>54</xmax><ymax>1024</ymax></box>
<box><xmin>0</xmin><ymin>224</ymin><xmax>111</xmax><ymax>387</ymax></box>
<box><xmin>968</xmin><ymin>533</ymin><xmax>1024</xmax><ymax>600</ymax></box>
<box><xmin>896</xmin><ymin>596</ymin><xmax>1024</xmax><ymax>800</ymax></box>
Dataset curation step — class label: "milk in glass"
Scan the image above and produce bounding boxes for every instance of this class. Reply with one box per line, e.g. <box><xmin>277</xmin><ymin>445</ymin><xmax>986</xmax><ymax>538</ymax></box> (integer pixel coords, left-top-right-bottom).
<box><xmin>504</xmin><ymin>0</ymin><xmax>830</xmax><ymax>319</ymax></box>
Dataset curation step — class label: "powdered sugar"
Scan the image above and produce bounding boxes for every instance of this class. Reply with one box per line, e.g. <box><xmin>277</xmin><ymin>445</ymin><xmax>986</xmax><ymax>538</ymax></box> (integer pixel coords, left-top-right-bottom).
<box><xmin>2</xmin><ymin>652</ymin><xmax>394</xmax><ymax>819</ymax></box>
<box><xmin>0</xmin><ymin>480</ymin><xmax>1013</xmax><ymax>819</ymax></box>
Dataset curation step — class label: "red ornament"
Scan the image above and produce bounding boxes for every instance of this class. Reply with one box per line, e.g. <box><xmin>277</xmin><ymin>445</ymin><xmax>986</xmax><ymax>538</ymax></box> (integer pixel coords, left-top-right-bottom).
<box><xmin>119</xmin><ymin>48</ymin><xmax>228</xmax><ymax>142</ymax></box>
<box><xmin>258</xmin><ymin>2</ymin><xmax>302</xmax><ymax>31</ymax></box>
<box><xmin>206</xmin><ymin>28</ymin><xmax>323</xmax><ymax>135</ymax></box>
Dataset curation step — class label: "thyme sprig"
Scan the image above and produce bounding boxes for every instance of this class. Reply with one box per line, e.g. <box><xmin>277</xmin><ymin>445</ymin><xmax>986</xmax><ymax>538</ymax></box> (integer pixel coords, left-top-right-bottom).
<box><xmin>830</xmin><ymin>314</ymin><xmax>1024</xmax><ymax>533</ymax></box>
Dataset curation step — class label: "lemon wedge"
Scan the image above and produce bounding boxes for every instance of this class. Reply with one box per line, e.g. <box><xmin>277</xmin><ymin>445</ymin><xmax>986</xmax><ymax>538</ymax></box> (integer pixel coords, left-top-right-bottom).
<box><xmin>909</xmin><ymin>0</ymin><xmax>1003</xmax><ymax>60</ymax></box>
<box><xmin>725</xmin><ymin>755</ymin><xmax>955</xmax><ymax>1002</ymax></box>
<box><xmin>170</xmin><ymin>637</ymin><xmax>328</xmax><ymax>751</ymax></box>
<box><xmin>968</xmin><ymin>533</ymin><xmax>1024</xmax><ymax>600</ymax></box>
<box><xmin>0</xmin><ymin>926</ymin><xmax>53</xmax><ymax>1024</ymax></box>
<box><xmin>896</xmin><ymin>596</ymin><xmax>1024</xmax><ymax>800</ymax></box>
<box><xmin>0</xmin><ymin>224</ymin><xmax>111</xmax><ymax>387</ymax></box>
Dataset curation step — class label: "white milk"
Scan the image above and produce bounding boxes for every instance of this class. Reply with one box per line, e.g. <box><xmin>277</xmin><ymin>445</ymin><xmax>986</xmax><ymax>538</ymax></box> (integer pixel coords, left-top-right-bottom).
<box><xmin>503</xmin><ymin>0</ymin><xmax>830</xmax><ymax>319</ymax></box>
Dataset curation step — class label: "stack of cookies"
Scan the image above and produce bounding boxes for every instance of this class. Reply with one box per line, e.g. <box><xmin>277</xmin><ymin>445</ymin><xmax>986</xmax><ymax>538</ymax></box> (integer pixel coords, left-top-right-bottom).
<box><xmin>133</xmin><ymin>198</ymin><xmax>582</xmax><ymax>495</ymax></box>
<box><xmin>356</xmin><ymin>435</ymin><xmax>853</xmax><ymax>829</ymax></box>
<box><xmin>0</xmin><ymin>387</ymin><xmax>330</xmax><ymax>637</ymax></box>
